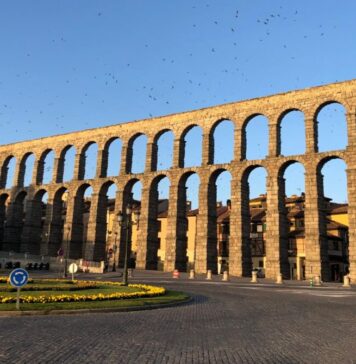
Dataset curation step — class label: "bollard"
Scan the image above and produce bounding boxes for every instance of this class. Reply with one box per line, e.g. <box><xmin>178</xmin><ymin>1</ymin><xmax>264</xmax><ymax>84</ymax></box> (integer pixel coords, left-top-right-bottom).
<box><xmin>189</xmin><ymin>269</ymin><xmax>195</xmax><ymax>279</ymax></box>
<box><xmin>314</xmin><ymin>275</ymin><xmax>322</xmax><ymax>286</ymax></box>
<box><xmin>222</xmin><ymin>271</ymin><xmax>229</xmax><ymax>282</ymax></box>
<box><xmin>276</xmin><ymin>273</ymin><xmax>283</xmax><ymax>284</ymax></box>
<box><xmin>251</xmin><ymin>271</ymin><xmax>258</xmax><ymax>283</ymax></box>
<box><xmin>343</xmin><ymin>274</ymin><xmax>351</xmax><ymax>288</ymax></box>
<box><xmin>173</xmin><ymin>269</ymin><xmax>180</xmax><ymax>279</ymax></box>
<box><xmin>206</xmin><ymin>270</ymin><xmax>212</xmax><ymax>280</ymax></box>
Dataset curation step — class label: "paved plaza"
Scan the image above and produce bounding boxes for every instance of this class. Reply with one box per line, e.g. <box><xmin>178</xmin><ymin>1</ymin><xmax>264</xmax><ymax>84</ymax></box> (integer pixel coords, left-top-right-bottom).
<box><xmin>1</xmin><ymin>271</ymin><xmax>356</xmax><ymax>363</ymax></box>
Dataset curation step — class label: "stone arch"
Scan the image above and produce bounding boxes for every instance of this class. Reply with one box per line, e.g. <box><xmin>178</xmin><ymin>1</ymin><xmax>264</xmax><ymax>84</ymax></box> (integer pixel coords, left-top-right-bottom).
<box><xmin>1</xmin><ymin>155</ymin><xmax>16</xmax><ymax>189</ymax></box>
<box><xmin>210</xmin><ymin>119</ymin><xmax>235</xmax><ymax>164</ymax></box>
<box><xmin>60</xmin><ymin>145</ymin><xmax>76</xmax><ymax>183</ymax></box>
<box><xmin>127</xmin><ymin>133</ymin><xmax>147</xmax><ymax>174</ymax></box>
<box><xmin>173</xmin><ymin>171</ymin><xmax>200</xmax><ymax>271</ymax></box>
<box><xmin>47</xmin><ymin>187</ymin><xmax>68</xmax><ymax>256</ymax></box>
<box><xmin>19</xmin><ymin>152</ymin><xmax>35</xmax><ymax>187</ymax></box>
<box><xmin>37</xmin><ymin>149</ymin><xmax>55</xmax><ymax>185</ymax></box>
<box><xmin>69</xmin><ymin>183</ymin><xmax>93</xmax><ymax>259</ymax></box>
<box><xmin>242</xmin><ymin>114</ymin><xmax>269</xmax><ymax>160</ymax></box>
<box><xmin>278</xmin><ymin>109</ymin><xmax>305</xmax><ymax>156</ymax></box>
<box><xmin>315</xmin><ymin>101</ymin><xmax>347</xmax><ymax>152</ymax></box>
<box><xmin>145</xmin><ymin>174</ymin><xmax>170</xmax><ymax>269</ymax></box>
<box><xmin>277</xmin><ymin>160</ymin><xmax>306</xmax><ymax>279</ymax></box>
<box><xmin>81</xmin><ymin>141</ymin><xmax>98</xmax><ymax>180</ymax></box>
<box><xmin>0</xmin><ymin>193</ymin><xmax>9</xmax><ymax>249</ymax></box>
<box><xmin>104</xmin><ymin>137</ymin><xmax>122</xmax><ymax>177</ymax></box>
<box><xmin>153</xmin><ymin>129</ymin><xmax>174</xmax><ymax>171</ymax></box>
<box><xmin>239</xmin><ymin>164</ymin><xmax>268</xmax><ymax>275</ymax></box>
<box><xmin>3</xmin><ymin>190</ymin><xmax>27</xmax><ymax>252</ymax></box>
<box><xmin>207</xmin><ymin>169</ymin><xmax>232</xmax><ymax>273</ymax></box>
<box><xmin>179</xmin><ymin>125</ymin><xmax>203</xmax><ymax>168</ymax></box>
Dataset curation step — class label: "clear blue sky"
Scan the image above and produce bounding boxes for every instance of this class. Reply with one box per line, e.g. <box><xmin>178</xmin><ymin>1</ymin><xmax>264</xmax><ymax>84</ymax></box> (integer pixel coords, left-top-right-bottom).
<box><xmin>0</xmin><ymin>0</ymin><xmax>354</xmax><ymax>206</ymax></box>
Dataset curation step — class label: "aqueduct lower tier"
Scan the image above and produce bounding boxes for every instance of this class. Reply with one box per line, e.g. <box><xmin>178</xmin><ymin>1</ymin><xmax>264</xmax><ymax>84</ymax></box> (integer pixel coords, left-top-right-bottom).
<box><xmin>1</xmin><ymin>80</ymin><xmax>356</xmax><ymax>281</ymax></box>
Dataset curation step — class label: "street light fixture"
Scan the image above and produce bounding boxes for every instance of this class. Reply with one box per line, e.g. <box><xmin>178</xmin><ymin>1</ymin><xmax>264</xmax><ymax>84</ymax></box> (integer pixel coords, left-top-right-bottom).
<box><xmin>117</xmin><ymin>204</ymin><xmax>140</xmax><ymax>286</ymax></box>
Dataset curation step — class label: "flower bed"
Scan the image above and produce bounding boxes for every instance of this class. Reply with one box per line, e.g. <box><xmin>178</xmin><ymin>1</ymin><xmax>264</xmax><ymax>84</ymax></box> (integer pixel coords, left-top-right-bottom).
<box><xmin>0</xmin><ymin>279</ymin><xmax>165</xmax><ymax>304</ymax></box>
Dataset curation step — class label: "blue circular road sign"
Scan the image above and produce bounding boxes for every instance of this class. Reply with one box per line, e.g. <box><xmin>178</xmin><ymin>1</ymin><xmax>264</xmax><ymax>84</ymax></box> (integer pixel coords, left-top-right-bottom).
<box><xmin>9</xmin><ymin>268</ymin><xmax>29</xmax><ymax>288</ymax></box>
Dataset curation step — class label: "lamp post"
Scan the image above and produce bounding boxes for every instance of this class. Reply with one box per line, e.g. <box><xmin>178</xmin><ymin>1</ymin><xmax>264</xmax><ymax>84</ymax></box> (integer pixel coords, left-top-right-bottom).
<box><xmin>117</xmin><ymin>204</ymin><xmax>140</xmax><ymax>286</ymax></box>
<box><xmin>64</xmin><ymin>225</ymin><xmax>70</xmax><ymax>278</ymax></box>
<box><xmin>113</xmin><ymin>231</ymin><xmax>118</xmax><ymax>272</ymax></box>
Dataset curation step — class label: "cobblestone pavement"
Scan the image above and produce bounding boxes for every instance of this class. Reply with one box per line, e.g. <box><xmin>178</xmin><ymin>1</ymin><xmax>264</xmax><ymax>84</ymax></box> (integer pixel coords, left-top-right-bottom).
<box><xmin>1</xmin><ymin>271</ymin><xmax>356</xmax><ymax>364</ymax></box>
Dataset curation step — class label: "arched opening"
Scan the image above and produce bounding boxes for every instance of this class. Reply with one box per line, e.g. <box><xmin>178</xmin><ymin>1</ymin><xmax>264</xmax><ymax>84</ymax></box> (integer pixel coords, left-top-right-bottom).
<box><xmin>145</xmin><ymin>175</ymin><xmax>170</xmax><ymax>270</ymax></box>
<box><xmin>280</xmin><ymin>110</ymin><xmax>305</xmax><ymax>156</ymax></box>
<box><xmin>104</xmin><ymin>183</ymin><xmax>119</xmax><ymax>269</ymax></box>
<box><xmin>0</xmin><ymin>194</ymin><xmax>9</xmax><ymax>249</ymax></box>
<box><xmin>1</xmin><ymin>156</ymin><xmax>16</xmax><ymax>189</ymax></box>
<box><xmin>3</xmin><ymin>191</ymin><xmax>27</xmax><ymax>252</ymax></box>
<box><xmin>156</xmin><ymin>130</ymin><xmax>174</xmax><ymax>171</ymax></box>
<box><xmin>244</xmin><ymin>115</ymin><xmax>269</xmax><ymax>160</ymax></box>
<box><xmin>118</xmin><ymin>180</ymin><xmax>142</xmax><ymax>268</ymax></box>
<box><xmin>27</xmin><ymin>190</ymin><xmax>48</xmax><ymax>255</ymax></box>
<box><xmin>175</xmin><ymin>172</ymin><xmax>200</xmax><ymax>271</ymax></box>
<box><xmin>211</xmin><ymin>170</ymin><xmax>232</xmax><ymax>274</ymax></box>
<box><xmin>106</xmin><ymin>138</ymin><xmax>122</xmax><ymax>177</ymax></box>
<box><xmin>280</xmin><ymin>161</ymin><xmax>306</xmax><ymax>280</ymax></box>
<box><xmin>69</xmin><ymin>184</ymin><xmax>93</xmax><ymax>259</ymax></box>
<box><xmin>212</xmin><ymin>120</ymin><xmax>234</xmax><ymax>164</ymax></box>
<box><xmin>48</xmin><ymin>187</ymin><xmax>68</xmax><ymax>257</ymax></box>
<box><xmin>62</xmin><ymin>145</ymin><xmax>76</xmax><ymax>182</ymax></box>
<box><xmin>22</xmin><ymin>153</ymin><xmax>35</xmax><ymax>187</ymax></box>
<box><xmin>131</xmin><ymin>134</ymin><xmax>147</xmax><ymax>174</ymax></box>
<box><xmin>319</xmin><ymin>157</ymin><xmax>349</xmax><ymax>282</ymax></box>
<box><xmin>182</xmin><ymin>125</ymin><xmax>202</xmax><ymax>168</ymax></box>
<box><xmin>316</xmin><ymin>102</ymin><xmax>347</xmax><ymax>152</ymax></box>
<box><xmin>83</xmin><ymin>142</ymin><xmax>98</xmax><ymax>180</ymax></box>
<box><xmin>40</xmin><ymin>150</ymin><xmax>55</xmax><ymax>185</ymax></box>
<box><xmin>243</xmin><ymin>166</ymin><xmax>267</xmax><ymax>275</ymax></box>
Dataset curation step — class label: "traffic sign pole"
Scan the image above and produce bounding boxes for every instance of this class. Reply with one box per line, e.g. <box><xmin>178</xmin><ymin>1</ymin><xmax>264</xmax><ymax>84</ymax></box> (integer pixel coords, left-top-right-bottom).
<box><xmin>16</xmin><ymin>287</ymin><xmax>20</xmax><ymax>310</ymax></box>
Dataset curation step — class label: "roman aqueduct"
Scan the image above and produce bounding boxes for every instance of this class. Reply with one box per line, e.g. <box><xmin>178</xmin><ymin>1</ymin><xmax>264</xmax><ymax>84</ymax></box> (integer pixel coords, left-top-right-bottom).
<box><xmin>0</xmin><ymin>79</ymin><xmax>356</xmax><ymax>281</ymax></box>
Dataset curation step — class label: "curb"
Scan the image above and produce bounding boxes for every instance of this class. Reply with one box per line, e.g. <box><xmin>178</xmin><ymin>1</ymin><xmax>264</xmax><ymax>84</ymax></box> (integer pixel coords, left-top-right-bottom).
<box><xmin>0</xmin><ymin>295</ymin><xmax>192</xmax><ymax>317</ymax></box>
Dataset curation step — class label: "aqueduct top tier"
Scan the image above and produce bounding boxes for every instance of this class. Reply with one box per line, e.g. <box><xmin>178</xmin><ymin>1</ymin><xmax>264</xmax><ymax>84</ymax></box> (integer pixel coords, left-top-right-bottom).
<box><xmin>1</xmin><ymin>79</ymin><xmax>356</xmax><ymax>282</ymax></box>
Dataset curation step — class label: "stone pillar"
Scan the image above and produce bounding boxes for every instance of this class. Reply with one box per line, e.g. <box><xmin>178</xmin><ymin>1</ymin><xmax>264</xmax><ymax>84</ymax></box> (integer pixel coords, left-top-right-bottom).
<box><xmin>195</xmin><ymin>178</ymin><xmax>217</xmax><ymax>274</ymax></box>
<box><xmin>305</xmin><ymin>116</ymin><xmax>318</xmax><ymax>153</ymax></box>
<box><xmin>265</xmin><ymin>174</ymin><xmax>290</xmax><ymax>279</ymax></box>
<box><xmin>172</xmin><ymin>138</ymin><xmax>184</xmax><ymax>169</ymax></box>
<box><xmin>0</xmin><ymin>159</ymin><xmax>8</xmax><ymax>189</ymax></box>
<box><xmin>44</xmin><ymin>196</ymin><xmax>64</xmax><ymax>256</ymax></box>
<box><xmin>145</xmin><ymin>142</ymin><xmax>158</xmax><ymax>172</ymax></box>
<box><xmin>53</xmin><ymin>157</ymin><xmax>64</xmax><ymax>183</ymax></box>
<box><xmin>201</xmin><ymin>133</ymin><xmax>213</xmax><ymax>165</ymax></box>
<box><xmin>96</xmin><ymin>149</ymin><xmax>109</xmax><ymax>178</ymax></box>
<box><xmin>3</xmin><ymin>199</ymin><xmax>24</xmax><ymax>252</ymax></box>
<box><xmin>120</xmin><ymin>145</ymin><xmax>132</xmax><ymax>174</ymax></box>
<box><xmin>304</xmin><ymin>168</ymin><xmax>329</xmax><ymax>280</ymax></box>
<box><xmin>346</xmin><ymin>111</ymin><xmax>356</xmax><ymax>148</ymax></box>
<box><xmin>164</xmin><ymin>182</ymin><xmax>180</xmax><ymax>272</ymax></box>
<box><xmin>63</xmin><ymin>193</ymin><xmax>83</xmax><ymax>259</ymax></box>
<box><xmin>20</xmin><ymin>197</ymin><xmax>43</xmax><ymax>255</ymax></box>
<box><xmin>268</xmin><ymin>123</ymin><xmax>280</xmax><ymax>157</ymax></box>
<box><xmin>229</xmin><ymin>180</ymin><xmax>252</xmax><ymax>276</ymax></box>
<box><xmin>33</xmin><ymin>159</ymin><xmax>45</xmax><ymax>185</ymax></box>
<box><xmin>111</xmin><ymin>189</ymin><xmax>124</xmax><ymax>267</ymax></box>
<box><xmin>233</xmin><ymin>128</ymin><xmax>243</xmax><ymax>161</ymax></box>
<box><xmin>13</xmin><ymin>158</ymin><xmax>25</xmax><ymax>187</ymax></box>
<box><xmin>85</xmin><ymin>192</ymin><xmax>107</xmax><ymax>261</ymax></box>
<box><xmin>135</xmin><ymin>186</ymin><xmax>150</xmax><ymax>269</ymax></box>
<box><xmin>73</xmin><ymin>153</ymin><xmax>85</xmax><ymax>180</ymax></box>
<box><xmin>346</xmin><ymin>167</ymin><xmax>356</xmax><ymax>282</ymax></box>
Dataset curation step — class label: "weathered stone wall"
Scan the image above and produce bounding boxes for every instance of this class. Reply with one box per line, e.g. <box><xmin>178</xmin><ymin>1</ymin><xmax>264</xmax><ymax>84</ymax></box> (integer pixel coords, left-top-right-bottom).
<box><xmin>0</xmin><ymin>79</ymin><xmax>356</xmax><ymax>281</ymax></box>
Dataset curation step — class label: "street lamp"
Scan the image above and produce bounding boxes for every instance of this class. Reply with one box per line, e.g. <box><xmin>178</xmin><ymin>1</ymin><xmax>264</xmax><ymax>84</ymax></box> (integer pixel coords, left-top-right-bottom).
<box><xmin>113</xmin><ymin>231</ymin><xmax>118</xmax><ymax>272</ymax></box>
<box><xmin>117</xmin><ymin>204</ymin><xmax>140</xmax><ymax>286</ymax></box>
<box><xmin>64</xmin><ymin>225</ymin><xmax>70</xmax><ymax>278</ymax></box>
